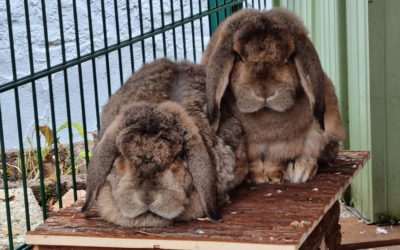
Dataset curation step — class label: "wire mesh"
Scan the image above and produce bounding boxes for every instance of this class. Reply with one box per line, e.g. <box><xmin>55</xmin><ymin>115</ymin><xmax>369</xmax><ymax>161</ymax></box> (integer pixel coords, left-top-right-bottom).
<box><xmin>0</xmin><ymin>1</ymin><xmax>270</xmax><ymax>249</ymax></box>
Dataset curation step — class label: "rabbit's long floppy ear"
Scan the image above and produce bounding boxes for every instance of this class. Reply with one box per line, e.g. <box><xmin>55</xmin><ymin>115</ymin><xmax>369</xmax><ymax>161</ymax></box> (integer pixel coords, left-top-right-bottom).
<box><xmin>185</xmin><ymin>134</ymin><xmax>221</xmax><ymax>222</ymax></box>
<box><xmin>158</xmin><ymin>102</ymin><xmax>221</xmax><ymax>222</ymax></box>
<box><xmin>204</xmin><ymin>26</ymin><xmax>236</xmax><ymax>131</ymax></box>
<box><xmin>81</xmin><ymin>115</ymin><xmax>123</xmax><ymax>215</ymax></box>
<box><xmin>294</xmin><ymin>33</ymin><xmax>326</xmax><ymax>130</ymax></box>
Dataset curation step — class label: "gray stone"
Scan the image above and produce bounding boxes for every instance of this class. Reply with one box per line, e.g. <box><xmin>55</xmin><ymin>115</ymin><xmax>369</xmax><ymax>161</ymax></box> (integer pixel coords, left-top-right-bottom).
<box><xmin>0</xmin><ymin>188</ymin><xmax>43</xmax><ymax>249</ymax></box>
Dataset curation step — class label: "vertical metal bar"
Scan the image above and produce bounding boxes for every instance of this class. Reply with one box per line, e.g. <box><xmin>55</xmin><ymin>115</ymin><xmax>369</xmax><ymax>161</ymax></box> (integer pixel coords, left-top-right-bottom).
<box><xmin>189</xmin><ymin>0</ymin><xmax>197</xmax><ymax>62</ymax></box>
<box><xmin>190</xmin><ymin>0</ymin><xmax>196</xmax><ymax>62</ymax></box>
<box><xmin>57</xmin><ymin>0</ymin><xmax>77</xmax><ymax>202</ymax></box>
<box><xmin>170</xmin><ymin>0</ymin><xmax>178</xmax><ymax>59</ymax></box>
<box><xmin>233</xmin><ymin>0</ymin><xmax>244</xmax><ymax>12</ymax></box>
<box><xmin>138</xmin><ymin>0</ymin><xmax>146</xmax><ymax>63</ymax></box>
<box><xmin>264</xmin><ymin>0</ymin><xmax>267</xmax><ymax>9</ymax></box>
<box><xmin>126</xmin><ymin>0</ymin><xmax>135</xmax><ymax>72</ymax></box>
<box><xmin>160</xmin><ymin>0</ymin><xmax>167</xmax><ymax>57</ymax></box>
<box><xmin>258</xmin><ymin>0</ymin><xmax>261</xmax><ymax>10</ymax></box>
<box><xmin>23</xmin><ymin>0</ymin><xmax>40</xmax><ymax>231</ymax></box>
<box><xmin>100</xmin><ymin>0</ymin><xmax>112</xmax><ymax>97</ymax></box>
<box><xmin>223</xmin><ymin>0</ymin><xmax>228</xmax><ymax>19</ymax></box>
<box><xmin>216</xmin><ymin>1</ymin><xmax>221</xmax><ymax>25</ymax></box>
<box><xmin>40</xmin><ymin>0</ymin><xmax>59</xmax><ymax>220</ymax></box>
<box><xmin>180</xmin><ymin>0</ymin><xmax>187</xmax><ymax>59</ymax></box>
<box><xmin>199</xmin><ymin>0</ymin><xmax>205</xmax><ymax>52</ymax></box>
<box><xmin>7</xmin><ymin>0</ymin><xmax>31</xmax><ymax>233</ymax></box>
<box><xmin>1</xmin><ymin>4</ymin><xmax>17</xmax><ymax>237</ymax></box>
<box><xmin>86</xmin><ymin>0</ymin><xmax>101</xmax><ymax>132</ymax></box>
<box><xmin>337</xmin><ymin>0</ymin><xmax>349</xmax><ymax>149</ymax></box>
<box><xmin>23</xmin><ymin>0</ymin><xmax>46</xmax><ymax>223</ymax></box>
<box><xmin>113</xmin><ymin>0</ymin><xmax>124</xmax><ymax>85</ymax></box>
<box><xmin>149</xmin><ymin>0</ymin><xmax>157</xmax><ymax>59</ymax></box>
<box><xmin>72</xmin><ymin>0</ymin><xmax>90</xmax><ymax>167</ymax></box>
<box><xmin>0</xmin><ymin>105</ymin><xmax>13</xmax><ymax>250</ymax></box>
<box><xmin>208</xmin><ymin>0</ymin><xmax>212</xmax><ymax>36</ymax></box>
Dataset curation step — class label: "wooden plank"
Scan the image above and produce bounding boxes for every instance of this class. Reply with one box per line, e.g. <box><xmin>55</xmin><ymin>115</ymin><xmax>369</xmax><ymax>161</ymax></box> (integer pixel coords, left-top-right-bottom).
<box><xmin>26</xmin><ymin>151</ymin><xmax>369</xmax><ymax>250</ymax></box>
<box><xmin>30</xmin><ymin>237</ymin><xmax>295</xmax><ymax>250</ymax></box>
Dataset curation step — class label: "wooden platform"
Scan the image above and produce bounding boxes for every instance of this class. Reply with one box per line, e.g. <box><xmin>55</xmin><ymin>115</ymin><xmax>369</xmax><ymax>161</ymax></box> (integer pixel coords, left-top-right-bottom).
<box><xmin>26</xmin><ymin>151</ymin><xmax>370</xmax><ymax>250</ymax></box>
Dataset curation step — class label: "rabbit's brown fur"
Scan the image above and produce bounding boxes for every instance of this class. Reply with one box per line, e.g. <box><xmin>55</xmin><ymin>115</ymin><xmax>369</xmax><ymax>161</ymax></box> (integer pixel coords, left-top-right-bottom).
<box><xmin>201</xmin><ymin>8</ymin><xmax>345</xmax><ymax>184</ymax></box>
<box><xmin>82</xmin><ymin>59</ymin><xmax>248</xmax><ymax>226</ymax></box>
<box><xmin>97</xmin><ymin>102</ymin><xmax>206</xmax><ymax>227</ymax></box>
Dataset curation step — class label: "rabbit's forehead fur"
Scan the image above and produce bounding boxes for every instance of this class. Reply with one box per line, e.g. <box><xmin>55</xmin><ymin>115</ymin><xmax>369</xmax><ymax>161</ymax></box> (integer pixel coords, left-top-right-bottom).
<box><xmin>116</xmin><ymin>102</ymin><xmax>190</xmax><ymax>167</ymax></box>
<box><xmin>119</xmin><ymin>133</ymin><xmax>183</xmax><ymax>175</ymax></box>
<box><xmin>232</xmin><ymin>14</ymin><xmax>295</xmax><ymax>71</ymax></box>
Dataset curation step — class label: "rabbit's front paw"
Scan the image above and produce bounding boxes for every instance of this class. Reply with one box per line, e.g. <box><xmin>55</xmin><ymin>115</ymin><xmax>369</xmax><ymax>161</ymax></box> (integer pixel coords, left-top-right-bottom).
<box><xmin>284</xmin><ymin>157</ymin><xmax>317</xmax><ymax>183</ymax></box>
<box><xmin>249</xmin><ymin>160</ymin><xmax>284</xmax><ymax>184</ymax></box>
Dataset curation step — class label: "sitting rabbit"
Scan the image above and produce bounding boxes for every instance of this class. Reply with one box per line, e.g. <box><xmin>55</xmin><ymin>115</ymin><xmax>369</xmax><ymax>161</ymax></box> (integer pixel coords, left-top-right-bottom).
<box><xmin>82</xmin><ymin>59</ymin><xmax>249</xmax><ymax>227</ymax></box>
<box><xmin>201</xmin><ymin>8</ymin><xmax>345</xmax><ymax>184</ymax></box>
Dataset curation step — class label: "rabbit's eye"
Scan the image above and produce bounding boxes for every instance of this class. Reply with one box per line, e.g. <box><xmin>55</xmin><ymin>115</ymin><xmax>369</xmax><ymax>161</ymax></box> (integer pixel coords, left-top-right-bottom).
<box><xmin>285</xmin><ymin>54</ymin><xmax>294</xmax><ymax>64</ymax></box>
<box><xmin>234</xmin><ymin>52</ymin><xmax>243</xmax><ymax>63</ymax></box>
<box><xmin>159</xmin><ymin>134</ymin><xmax>173</xmax><ymax>142</ymax></box>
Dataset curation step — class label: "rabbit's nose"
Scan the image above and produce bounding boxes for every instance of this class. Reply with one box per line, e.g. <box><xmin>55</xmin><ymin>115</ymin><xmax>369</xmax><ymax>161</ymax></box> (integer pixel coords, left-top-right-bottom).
<box><xmin>141</xmin><ymin>193</ymin><xmax>154</xmax><ymax>205</ymax></box>
<box><xmin>267</xmin><ymin>90</ymin><xmax>276</xmax><ymax>98</ymax></box>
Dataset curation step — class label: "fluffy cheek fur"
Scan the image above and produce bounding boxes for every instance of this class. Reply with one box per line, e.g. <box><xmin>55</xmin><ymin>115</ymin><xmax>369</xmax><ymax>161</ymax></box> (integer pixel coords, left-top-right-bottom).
<box><xmin>229</xmin><ymin>61</ymin><xmax>299</xmax><ymax>113</ymax></box>
<box><xmin>97</xmin><ymin>155</ymin><xmax>205</xmax><ymax>227</ymax></box>
<box><xmin>97</xmin><ymin>184</ymin><xmax>171</xmax><ymax>228</ymax></box>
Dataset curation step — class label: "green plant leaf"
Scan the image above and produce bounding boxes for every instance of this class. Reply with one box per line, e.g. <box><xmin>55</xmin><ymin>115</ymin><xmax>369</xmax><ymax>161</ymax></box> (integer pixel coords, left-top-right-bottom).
<box><xmin>71</xmin><ymin>122</ymin><xmax>85</xmax><ymax>139</ymax></box>
<box><xmin>38</xmin><ymin>125</ymin><xmax>54</xmax><ymax>146</ymax></box>
<box><xmin>27</xmin><ymin>136</ymin><xmax>32</xmax><ymax>147</ymax></box>
<box><xmin>56</xmin><ymin>121</ymin><xmax>69</xmax><ymax>133</ymax></box>
<box><xmin>57</xmin><ymin>122</ymin><xmax>92</xmax><ymax>142</ymax></box>
<box><xmin>78</xmin><ymin>151</ymin><xmax>92</xmax><ymax>160</ymax></box>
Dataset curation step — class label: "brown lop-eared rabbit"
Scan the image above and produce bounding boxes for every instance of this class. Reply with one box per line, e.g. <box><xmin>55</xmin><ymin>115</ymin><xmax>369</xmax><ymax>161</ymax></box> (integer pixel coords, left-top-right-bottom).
<box><xmin>81</xmin><ymin>59</ymin><xmax>248</xmax><ymax>227</ymax></box>
<box><xmin>201</xmin><ymin>8</ymin><xmax>345</xmax><ymax>184</ymax></box>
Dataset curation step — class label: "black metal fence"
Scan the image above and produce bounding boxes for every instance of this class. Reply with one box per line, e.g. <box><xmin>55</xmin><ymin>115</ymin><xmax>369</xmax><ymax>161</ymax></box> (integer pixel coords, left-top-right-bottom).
<box><xmin>0</xmin><ymin>1</ymin><xmax>268</xmax><ymax>249</ymax></box>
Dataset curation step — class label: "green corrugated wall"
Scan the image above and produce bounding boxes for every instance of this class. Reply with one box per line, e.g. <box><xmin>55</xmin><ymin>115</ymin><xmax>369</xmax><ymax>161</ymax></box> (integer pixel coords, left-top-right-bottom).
<box><xmin>274</xmin><ymin>0</ymin><xmax>350</xmax><ymax>148</ymax></box>
<box><xmin>273</xmin><ymin>0</ymin><xmax>400</xmax><ymax>222</ymax></box>
<box><xmin>368</xmin><ymin>0</ymin><xmax>400</xmax><ymax>222</ymax></box>
<box><xmin>346</xmin><ymin>0</ymin><xmax>373</xmax><ymax>221</ymax></box>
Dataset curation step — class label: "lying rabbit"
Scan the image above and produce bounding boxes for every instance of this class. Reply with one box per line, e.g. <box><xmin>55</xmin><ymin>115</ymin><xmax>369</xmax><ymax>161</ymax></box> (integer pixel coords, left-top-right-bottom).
<box><xmin>201</xmin><ymin>8</ymin><xmax>345</xmax><ymax>184</ymax></box>
<box><xmin>82</xmin><ymin>59</ymin><xmax>248</xmax><ymax>227</ymax></box>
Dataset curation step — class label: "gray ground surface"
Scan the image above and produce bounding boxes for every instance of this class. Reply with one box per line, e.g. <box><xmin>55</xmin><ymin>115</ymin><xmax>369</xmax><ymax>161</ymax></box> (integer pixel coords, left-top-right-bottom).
<box><xmin>340</xmin><ymin>202</ymin><xmax>356</xmax><ymax>218</ymax></box>
<box><xmin>0</xmin><ymin>188</ymin><xmax>43</xmax><ymax>249</ymax></box>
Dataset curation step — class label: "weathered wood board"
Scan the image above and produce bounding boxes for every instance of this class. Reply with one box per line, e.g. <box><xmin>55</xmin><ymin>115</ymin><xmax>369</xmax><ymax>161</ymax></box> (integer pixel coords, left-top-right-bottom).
<box><xmin>26</xmin><ymin>151</ymin><xmax>370</xmax><ymax>250</ymax></box>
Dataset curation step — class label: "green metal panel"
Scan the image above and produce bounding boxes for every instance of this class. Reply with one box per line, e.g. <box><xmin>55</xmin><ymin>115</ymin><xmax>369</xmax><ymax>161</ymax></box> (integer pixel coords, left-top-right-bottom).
<box><xmin>275</xmin><ymin>0</ymin><xmax>400</xmax><ymax>222</ymax></box>
<box><xmin>278</xmin><ymin>0</ymin><xmax>374</xmax><ymax>221</ymax></box>
<box><xmin>383</xmin><ymin>0</ymin><xmax>400</xmax><ymax>220</ymax></box>
<box><xmin>209</xmin><ymin>0</ymin><xmax>244</xmax><ymax>34</ymax></box>
<box><xmin>368</xmin><ymin>0</ymin><xmax>400</xmax><ymax>221</ymax></box>
<box><xmin>346</xmin><ymin>0</ymin><xmax>373</xmax><ymax>221</ymax></box>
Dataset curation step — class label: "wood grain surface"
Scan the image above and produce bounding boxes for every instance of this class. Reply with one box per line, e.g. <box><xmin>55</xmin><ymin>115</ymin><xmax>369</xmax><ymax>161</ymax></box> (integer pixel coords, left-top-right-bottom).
<box><xmin>26</xmin><ymin>151</ymin><xmax>370</xmax><ymax>250</ymax></box>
